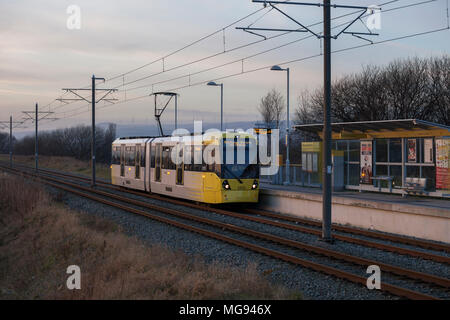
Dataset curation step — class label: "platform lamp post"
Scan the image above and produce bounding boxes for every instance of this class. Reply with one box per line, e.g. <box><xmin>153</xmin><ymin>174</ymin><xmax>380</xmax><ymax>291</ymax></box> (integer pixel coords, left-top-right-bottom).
<box><xmin>207</xmin><ymin>81</ymin><xmax>224</xmax><ymax>131</ymax></box>
<box><xmin>271</xmin><ymin>65</ymin><xmax>290</xmax><ymax>185</ymax></box>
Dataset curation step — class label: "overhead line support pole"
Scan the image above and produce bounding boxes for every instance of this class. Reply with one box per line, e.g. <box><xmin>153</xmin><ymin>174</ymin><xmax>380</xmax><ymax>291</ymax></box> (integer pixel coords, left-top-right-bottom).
<box><xmin>0</xmin><ymin>117</ymin><xmax>22</xmax><ymax>167</ymax></box>
<box><xmin>22</xmin><ymin>107</ymin><xmax>56</xmax><ymax>173</ymax></box>
<box><xmin>92</xmin><ymin>75</ymin><xmax>96</xmax><ymax>187</ymax></box>
<box><xmin>175</xmin><ymin>94</ymin><xmax>178</xmax><ymax>130</ymax></box>
<box><xmin>59</xmin><ymin>77</ymin><xmax>117</xmax><ymax>187</ymax></box>
<box><xmin>239</xmin><ymin>0</ymin><xmax>379</xmax><ymax>242</ymax></box>
<box><xmin>220</xmin><ymin>83</ymin><xmax>224</xmax><ymax>132</ymax></box>
<box><xmin>9</xmin><ymin>116</ymin><xmax>12</xmax><ymax>167</ymax></box>
<box><xmin>286</xmin><ymin>67</ymin><xmax>290</xmax><ymax>185</ymax></box>
<box><xmin>322</xmin><ymin>0</ymin><xmax>332</xmax><ymax>242</ymax></box>
<box><xmin>35</xmin><ymin>103</ymin><xmax>38</xmax><ymax>172</ymax></box>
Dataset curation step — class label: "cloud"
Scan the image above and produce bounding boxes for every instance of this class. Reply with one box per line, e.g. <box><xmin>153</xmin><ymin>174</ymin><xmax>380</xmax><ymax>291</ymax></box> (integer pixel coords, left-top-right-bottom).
<box><xmin>1</xmin><ymin>0</ymin><xmax>449</xmax><ymax>135</ymax></box>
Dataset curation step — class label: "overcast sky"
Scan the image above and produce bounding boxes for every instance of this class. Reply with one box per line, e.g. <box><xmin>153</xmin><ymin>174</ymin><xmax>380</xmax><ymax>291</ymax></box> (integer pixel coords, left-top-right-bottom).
<box><xmin>1</xmin><ymin>0</ymin><xmax>449</xmax><ymax>135</ymax></box>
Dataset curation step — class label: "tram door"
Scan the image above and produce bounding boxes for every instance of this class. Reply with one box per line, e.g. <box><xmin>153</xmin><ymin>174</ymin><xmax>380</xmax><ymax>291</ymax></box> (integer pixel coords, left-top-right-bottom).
<box><xmin>155</xmin><ymin>143</ymin><xmax>161</xmax><ymax>181</ymax></box>
<box><xmin>176</xmin><ymin>144</ymin><xmax>184</xmax><ymax>185</ymax></box>
<box><xmin>135</xmin><ymin>145</ymin><xmax>141</xmax><ymax>179</ymax></box>
<box><xmin>120</xmin><ymin>145</ymin><xmax>125</xmax><ymax>177</ymax></box>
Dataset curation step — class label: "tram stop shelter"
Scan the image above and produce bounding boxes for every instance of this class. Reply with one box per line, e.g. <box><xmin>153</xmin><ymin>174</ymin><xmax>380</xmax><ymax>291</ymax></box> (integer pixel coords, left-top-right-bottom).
<box><xmin>294</xmin><ymin>119</ymin><xmax>450</xmax><ymax>198</ymax></box>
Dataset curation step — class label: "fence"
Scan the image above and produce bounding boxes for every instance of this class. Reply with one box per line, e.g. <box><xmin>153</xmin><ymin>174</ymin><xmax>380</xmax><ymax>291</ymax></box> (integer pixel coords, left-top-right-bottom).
<box><xmin>260</xmin><ymin>164</ymin><xmax>321</xmax><ymax>187</ymax></box>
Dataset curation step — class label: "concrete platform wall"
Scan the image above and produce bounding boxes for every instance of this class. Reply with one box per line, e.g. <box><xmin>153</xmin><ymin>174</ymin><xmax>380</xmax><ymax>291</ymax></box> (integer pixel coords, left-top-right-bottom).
<box><xmin>259</xmin><ymin>189</ymin><xmax>450</xmax><ymax>244</ymax></box>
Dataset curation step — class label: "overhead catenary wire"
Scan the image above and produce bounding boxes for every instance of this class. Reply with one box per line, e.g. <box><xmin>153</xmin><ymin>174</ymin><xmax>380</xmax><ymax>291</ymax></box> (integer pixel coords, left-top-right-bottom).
<box><xmin>50</xmin><ymin>1</ymin><xmax>447</xmax><ymax>121</ymax></box>
<box><xmin>11</xmin><ymin>0</ymin><xmax>447</xmax><ymax>129</ymax></box>
<box><xmin>43</xmin><ymin>0</ymin><xmax>407</xmax><ymax>122</ymax></box>
<box><xmin>103</xmin><ymin>5</ymin><xmax>274</xmax><ymax>83</ymax></box>
<box><xmin>29</xmin><ymin>0</ymin><xmax>400</xmax><ymax>121</ymax></box>
<box><xmin>107</xmin><ymin>0</ymin><xmax>400</xmax><ymax>90</ymax></box>
<box><xmin>99</xmin><ymin>0</ymin><xmax>439</xmax><ymax>94</ymax></box>
<box><xmin>6</xmin><ymin>5</ymin><xmax>274</xmax><ymax>128</ymax></box>
<box><xmin>55</xmin><ymin>25</ymin><xmax>449</xmax><ymax>121</ymax></box>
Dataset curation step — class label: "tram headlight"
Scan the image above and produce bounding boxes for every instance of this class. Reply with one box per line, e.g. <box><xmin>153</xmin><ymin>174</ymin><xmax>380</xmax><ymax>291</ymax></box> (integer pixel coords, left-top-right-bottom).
<box><xmin>252</xmin><ymin>180</ymin><xmax>258</xmax><ymax>189</ymax></box>
<box><xmin>222</xmin><ymin>180</ymin><xmax>231</xmax><ymax>190</ymax></box>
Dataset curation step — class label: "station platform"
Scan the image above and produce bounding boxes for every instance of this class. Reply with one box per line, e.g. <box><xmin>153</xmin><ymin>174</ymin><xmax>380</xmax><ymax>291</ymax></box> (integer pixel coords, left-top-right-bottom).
<box><xmin>259</xmin><ymin>183</ymin><xmax>450</xmax><ymax>243</ymax></box>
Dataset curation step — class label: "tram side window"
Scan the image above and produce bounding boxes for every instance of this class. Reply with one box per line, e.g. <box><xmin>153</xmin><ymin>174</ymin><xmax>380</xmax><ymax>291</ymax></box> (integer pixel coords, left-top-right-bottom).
<box><xmin>112</xmin><ymin>147</ymin><xmax>120</xmax><ymax>165</ymax></box>
<box><xmin>131</xmin><ymin>146</ymin><xmax>136</xmax><ymax>166</ymax></box>
<box><xmin>162</xmin><ymin>146</ymin><xmax>176</xmax><ymax>170</ymax></box>
<box><xmin>192</xmin><ymin>145</ymin><xmax>203</xmax><ymax>172</ymax></box>
<box><xmin>150</xmin><ymin>144</ymin><xmax>156</xmax><ymax>168</ymax></box>
<box><xmin>138</xmin><ymin>145</ymin><xmax>145</xmax><ymax>167</ymax></box>
<box><xmin>125</xmin><ymin>146</ymin><xmax>135</xmax><ymax>166</ymax></box>
<box><xmin>141</xmin><ymin>145</ymin><xmax>146</xmax><ymax>167</ymax></box>
<box><xmin>169</xmin><ymin>147</ymin><xmax>176</xmax><ymax>170</ymax></box>
<box><xmin>205</xmin><ymin>146</ymin><xmax>219</xmax><ymax>172</ymax></box>
<box><xmin>184</xmin><ymin>145</ymin><xmax>192</xmax><ymax>171</ymax></box>
<box><xmin>183</xmin><ymin>144</ymin><xmax>218</xmax><ymax>172</ymax></box>
<box><xmin>162</xmin><ymin>147</ymin><xmax>168</xmax><ymax>169</ymax></box>
<box><xmin>124</xmin><ymin>147</ymin><xmax>129</xmax><ymax>165</ymax></box>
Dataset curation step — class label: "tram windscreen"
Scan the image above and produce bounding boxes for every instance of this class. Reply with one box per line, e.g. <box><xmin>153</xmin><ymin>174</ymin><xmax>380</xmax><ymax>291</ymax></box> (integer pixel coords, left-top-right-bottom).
<box><xmin>221</xmin><ymin>164</ymin><xmax>259</xmax><ymax>179</ymax></box>
<box><xmin>220</xmin><ymin>137</ymin><xmax>259</xmax><ymax>179</ymax></box>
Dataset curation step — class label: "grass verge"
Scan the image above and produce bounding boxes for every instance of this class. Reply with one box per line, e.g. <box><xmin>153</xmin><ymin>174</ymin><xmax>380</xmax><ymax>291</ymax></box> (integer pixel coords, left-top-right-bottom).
<box><xmin>0</xmin><ymin>154</ymin><xmax>110</xmax><ymax>181</ymax></box>
<box><xmin>0</xmin><ymin>173</ymin><xmax>297</xmax><ymax>299</ymax></box>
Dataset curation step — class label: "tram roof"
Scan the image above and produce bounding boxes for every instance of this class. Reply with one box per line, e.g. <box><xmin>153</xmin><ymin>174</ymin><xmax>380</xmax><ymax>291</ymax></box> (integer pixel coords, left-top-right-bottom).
<box><xmin>113</xmin><ymin>131</ymin><xmax>256</xmax><ymax>144</ymax></box>
<box><xmin>293</xmin><ymin>119</ymin><xmax>450</xmax><ymax>139</ymax></box>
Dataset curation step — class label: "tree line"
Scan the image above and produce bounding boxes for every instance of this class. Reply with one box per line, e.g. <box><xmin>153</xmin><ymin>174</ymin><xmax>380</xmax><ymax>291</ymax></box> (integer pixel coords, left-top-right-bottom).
<box><xmin>0</xmin><ymin>132</ymin><xmax>15</xmax><ymax>154</ymax></box>
<box><xmin>256</xmin><ymin>55</ymin><xmax>449</xmax><ymax>164</ymax></box>
<box><xmin>258</xmin><ymin>56</ymin><xmax>449</xmax><ymax>128</ymax></box>
<box><xmin>296</xmin><ymin>56</ymin><xmax>449</xmax><ymax>125</ymax></box>
<box><xmin>1</xmin><ymin>124</ymin><xmax>116</xmax><ymax>164</ymax></box>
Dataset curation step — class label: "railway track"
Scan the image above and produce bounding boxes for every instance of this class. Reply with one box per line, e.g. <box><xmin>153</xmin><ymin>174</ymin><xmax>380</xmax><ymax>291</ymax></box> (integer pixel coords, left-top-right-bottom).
<box><xmin>1</xmin><ymin>164</ymin><xmax>449</xmax><ymax>300</ymax></box>
<box><xmin>10</xmin><ymin>163</ymin><xmax>450</xmax><ymax>264</ymax></box>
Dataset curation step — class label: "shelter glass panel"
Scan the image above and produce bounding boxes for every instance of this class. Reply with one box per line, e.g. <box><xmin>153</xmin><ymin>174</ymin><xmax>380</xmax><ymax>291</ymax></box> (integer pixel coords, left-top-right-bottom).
<box><xmin>375</xmin><ymin>139</ymin><xmax>388</xmax><ymax>162</ymax></box>
<box><xmin>406</xmin><ymin>166</ymin><xmax>419</xmax><ymax>178</ymax></box>
<box><xmin>348</xmin><ymin>163</ymin><xmax>360</xmax><ymax>186</ymax></box>
<box><xmin>389</xmin><ymin>165</ymin><xmax>402</xmax><ymax>186</ymax></box>
<box><xmin>422</xmin><ymin>166</ymin><xmax>436</xmax><ymax>191</ymax></box>
<box><xmin>349</xmin><ymin>141</ymin><xmax>360</xmax><ymax>162</ymax></box>
<box><xmin>389</xmin><ymin>139</ymin><xmax>402</xmax><ymax>163</ymax></box>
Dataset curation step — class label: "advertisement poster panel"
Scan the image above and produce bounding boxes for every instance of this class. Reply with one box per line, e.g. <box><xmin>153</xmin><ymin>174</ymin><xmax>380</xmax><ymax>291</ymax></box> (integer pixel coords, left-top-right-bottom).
<box><xmin>424</xmin><ymin>138</ymin><xmax>433</xmax><ymax>163</ymax></box>
<box><xmin>436</xmin><ymin>138</ymin><xmax>450</xmax><ymax>190</ymax></box>
<box><xmin>360</xmin><ymin>141</ymin><xmax>373</xmax><ymax>184</ymax></box>
<box><xmin>408</xmin><ymin>139</ymin><xmax>417</xmax><ymax>162</ymax></box>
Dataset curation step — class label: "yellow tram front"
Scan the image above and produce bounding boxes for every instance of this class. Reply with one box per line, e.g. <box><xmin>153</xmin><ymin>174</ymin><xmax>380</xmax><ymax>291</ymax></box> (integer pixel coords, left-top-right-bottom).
<box><xmin>201</xmin><ymin>132</ymin><xmax>259</xmax><ymax>204</ymax></box>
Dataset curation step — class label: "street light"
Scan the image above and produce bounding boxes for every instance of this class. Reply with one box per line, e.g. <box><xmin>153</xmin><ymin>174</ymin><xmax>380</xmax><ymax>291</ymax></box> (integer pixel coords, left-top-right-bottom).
<box><xmin>207</xmin><ymin>81</ymin><xmax>224</xmax><ymax>131</ymax></box>
<box><xmin>270</xmin><ymin>65</ymin><xmax>290</xmax><ymax>185</ymax></box>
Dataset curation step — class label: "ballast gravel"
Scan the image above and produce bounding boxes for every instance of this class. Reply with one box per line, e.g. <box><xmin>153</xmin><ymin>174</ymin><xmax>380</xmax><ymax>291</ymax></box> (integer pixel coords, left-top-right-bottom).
<box><xmin>46</xmin><ymin>185</ymin><xmax>401</xmax><ymax>300</ymax></box>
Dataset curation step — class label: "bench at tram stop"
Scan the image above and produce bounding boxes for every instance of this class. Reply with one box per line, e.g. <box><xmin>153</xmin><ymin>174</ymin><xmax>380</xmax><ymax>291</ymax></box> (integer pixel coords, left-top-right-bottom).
<box><xmin>402</xmin><ymin>177</ymin><xmax>428</xmax><ymax>198</ymax></box>
<box><xmin>371</xmin><ymin>175</ymin><xmax>394</xmax><ymax>193</ymax></box>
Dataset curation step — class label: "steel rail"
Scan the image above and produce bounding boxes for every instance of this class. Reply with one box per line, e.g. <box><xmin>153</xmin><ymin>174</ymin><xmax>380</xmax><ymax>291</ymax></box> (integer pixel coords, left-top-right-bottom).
<box><xmin>243</xmin><ymin>207</ymin><xmax>450</xmax><ymax>253</ymax></box>
<box><xmin>35</xmin><ymin>165</ymin><xmax>450</xmax><ymax>253</ymax></box>
<box><xmin>36</xmin><ymin>172</ymin><xmax>450</xmax><ymax>289</ymax></box>
<box><xmin>1</xmin><ymin>165</ymin><xmax>442</xmax><ymax>300</ymax></box>
<box><xmin>4</xmin><ymin>162</ymin><xmax>450</xmax><ymax>264</ymax></box>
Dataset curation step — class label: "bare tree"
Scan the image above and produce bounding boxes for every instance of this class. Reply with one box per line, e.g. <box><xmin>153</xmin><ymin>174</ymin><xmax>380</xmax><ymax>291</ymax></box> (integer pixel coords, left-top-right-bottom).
<box><xmin>14</xmin><ymin>124</ymin><xmax>116</xmax><ymax>163</ymax></box>
<box><xmin>295</xmin><ymin>55</ymin><xmax>450</xmax><ymax>126</ymax></box>
<box><xmin>428</xmin><ymin>55</ymin><xmax>450</xmax><ymax>125</ymax></box>
<box><xmin>0</xmin><ymin>132</ymin><xmax>10</xmax><ymax>153</ymax></box>
<box><xmin>258</xmin><ymin>88</ymin><xmax>285</xmax><ymax>128</ymax></box>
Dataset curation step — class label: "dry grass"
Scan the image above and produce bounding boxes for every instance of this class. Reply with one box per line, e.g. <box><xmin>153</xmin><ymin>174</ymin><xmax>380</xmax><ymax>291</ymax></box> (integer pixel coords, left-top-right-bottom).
<box><xmin>0</xmin><ymin>154</ymin><xmax>110</xmax><ymax>181</ymax></box>
<box><xmin>0</xmin><ymin>173</ymin><xmax>297</xmax><ymax>300</ymax></box>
